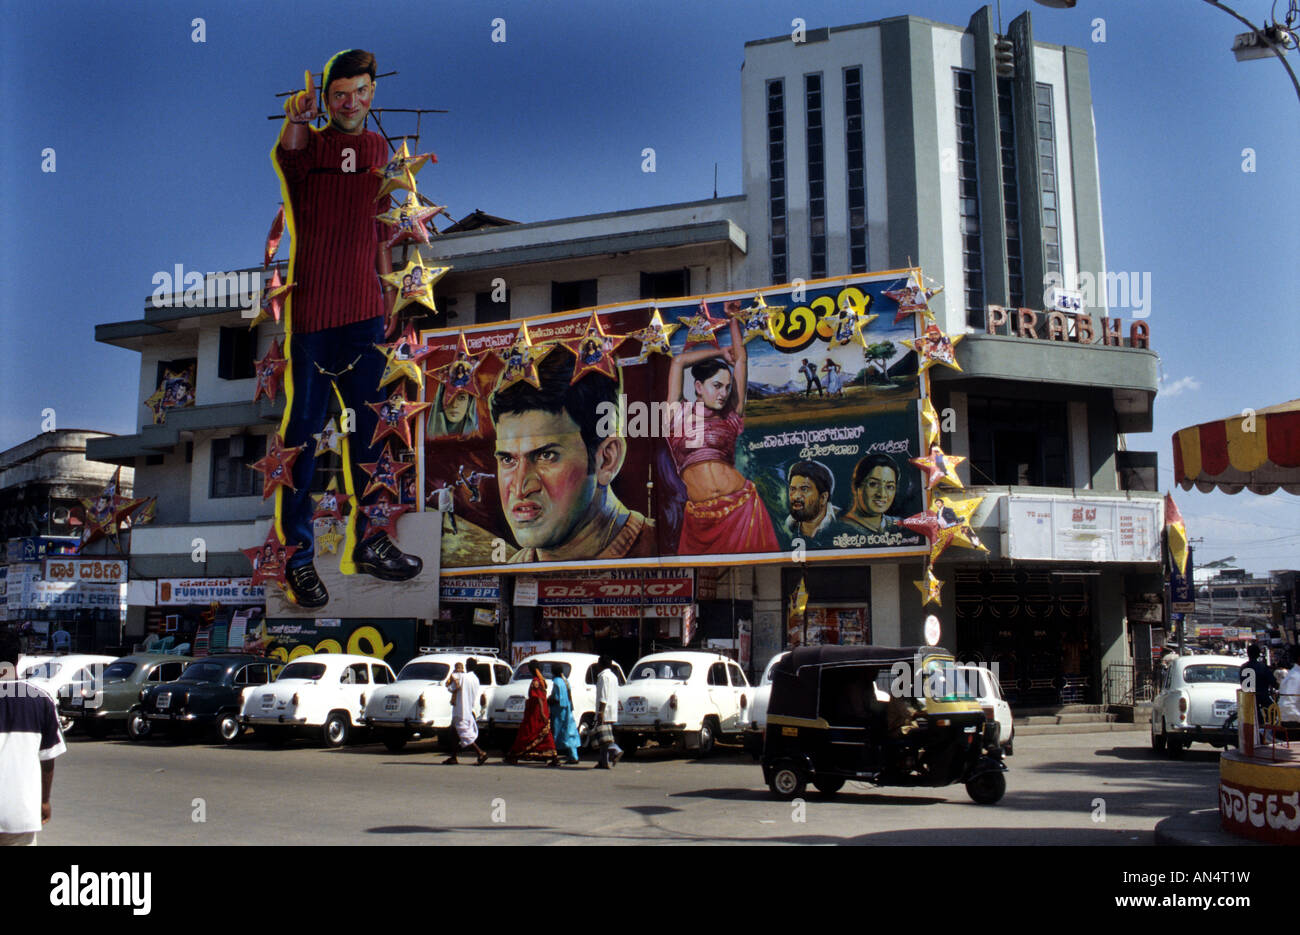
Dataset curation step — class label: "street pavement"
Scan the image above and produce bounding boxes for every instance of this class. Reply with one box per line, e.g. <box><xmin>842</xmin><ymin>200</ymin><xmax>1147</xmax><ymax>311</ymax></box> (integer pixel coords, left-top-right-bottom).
<box><xmin>37</xmin><ymin>728</ymin><xmax>1226</xmax><ymax>845</ymax></box>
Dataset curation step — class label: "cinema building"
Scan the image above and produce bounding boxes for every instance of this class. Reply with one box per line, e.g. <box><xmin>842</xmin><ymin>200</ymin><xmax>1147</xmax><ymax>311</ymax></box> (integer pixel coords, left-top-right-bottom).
<box><xmin>89</xmin><ymin>7</ymin><xmax>1161</xmax><ymax>702</ymax></box>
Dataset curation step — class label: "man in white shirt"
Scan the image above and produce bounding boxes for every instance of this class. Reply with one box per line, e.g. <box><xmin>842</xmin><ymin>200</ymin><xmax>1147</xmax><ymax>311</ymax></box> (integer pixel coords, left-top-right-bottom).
<box><xmin>444</xmin><ymin>659</ymin><xmax>488</xmax><ymax>765</ymax></box>
<box><xmin>1279</xmin><ymin>651</ymin><xmax>1300</xmax><ymax>727</ymax></box>
<box><xmin>594</xmin><ymin>655</ymin><xmax>623</xmax><ymax>769</ymax></box>
<box><xmin>0</xmin><ymin>630</ymin><xmax>66</xmax><ymax>845</ymax></box>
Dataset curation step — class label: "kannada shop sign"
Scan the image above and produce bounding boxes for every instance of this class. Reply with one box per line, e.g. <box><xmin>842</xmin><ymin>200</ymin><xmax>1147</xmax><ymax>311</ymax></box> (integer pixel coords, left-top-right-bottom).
<box><xmin>43</xmin><ymin>558</ymin><xmax>128</xmax><ymax>584</ymax></box>
<box><xmin>423</xmin><ymin>271</ymin><xmax>930</xmax><ymax>574</ymax></box>
<box><xmin>1003</xmin><ymin>495</ymin><xmax>1161</xmax><ymax>563</ymax></box>
<box><xmin>156</xmin><ymin>578</ymin><xmax>265</xmax><ymax>606</ymax></box>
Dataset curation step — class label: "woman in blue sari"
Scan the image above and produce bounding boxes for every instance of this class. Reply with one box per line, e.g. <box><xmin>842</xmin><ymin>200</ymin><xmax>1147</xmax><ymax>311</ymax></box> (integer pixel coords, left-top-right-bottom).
<box><xmin>550</xmin><ymin>670</ymin><xmax>582</xmax><ymax>764</ymax></box>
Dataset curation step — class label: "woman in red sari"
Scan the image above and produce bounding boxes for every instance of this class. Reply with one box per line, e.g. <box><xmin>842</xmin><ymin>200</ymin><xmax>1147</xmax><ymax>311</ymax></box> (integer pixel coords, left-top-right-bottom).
<box><xmin>666</xmin><ymin>315</ymin><xmax>780</xmax><ymax>555</ymax></box>
<box><xmin>506</xmin><ymin>660</ymin><xmax>561</xmax><ymax>765</ymax></box>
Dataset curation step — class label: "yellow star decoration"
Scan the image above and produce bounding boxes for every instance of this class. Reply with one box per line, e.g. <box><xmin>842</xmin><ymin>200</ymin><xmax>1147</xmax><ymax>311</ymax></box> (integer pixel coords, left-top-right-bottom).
<box><xmin>824</xmin><ymin>293</ymin><xmax>878</xmax><ymax>348</ymax></box>
<box><xmin>904</xmin><ymin>324</ymin><xmax>964</xmax><ymax>374</ymax></box>
<box><xmin>678</xmin><ymin>298</ymin><xmax>728</xmax><ymax>347</ymax></box>
<box><xmin>732</xmin><ymin>294</ymin><xmax>784</xmax><ymax>345</ymax></box>
<box><xmin>375</xmin><ymin>191</ymin><xmax>446</xmax><ymax>248</ymax></box>
<box><xmin>313</xmin><ymin>417</ymin><xmax>344</xmax><ymax>457</ymax></box>
<box><xmin>789</xmin><ymin>576</ymin><xmax>809</xmax><ymax>617</ymax></box>
<box><xmin>628</xmin><ymin>308</ymin><xmax>680</xmax><ymax>362</ymax></box>
<box><xmin>494</xmin><ymin>321</ymin><xmax>547</xmax><ymax>391</ymax></box>
<box><xmin>381</xmin><ymin>254</ymin><xmax>450</xmax><ymax>317</ymax></box>
<box><xmin>560</xmin><ymin>312</ymin><xmax>626</xmax><ymax>383</ymax></box>
<box><xmin>371</xmin><ymin>140</ymin><xmax>435</xmax><ymax>201</ymax></box>
<box><xmin>311</xmin><ymin>476</ymin><xmax>346</xmax><ymax>522</ymax></box>
<box><xmin>430</xmin><ymin>331</ymin><xmax>489</xmax><ymax>402</ymax></box>
<box><xmin>884</xmin><ymin>272</ymin><xmax>943</xmax><ymax>324</ymax></box>
<box><xmin>315</xmin><ymin>520</ymin><xmax>346</xmax><ymax>555</ymax></box>
<box><xmin>921</xmin><ymin>397</ymin><xmax>942</xmax><ymax>450</ymax></box>
<box><xmin>375</xmin><ymin>324</ymin><xmax>438</xmax><ymax>391</ymax></box>
<box><xmin>911</xmin><ymin>445</ymin><xmax>965</xmax><ymax>490</ymax></box>
<box><xmin>915</xmin><ymin>566</ymin><xmax>943</xmax><ymax>606</ymax></box>
<box><xmin>928</xmin><ymin>493</ymin><xmax>987</xmax><ymax>563</ymax></box>
<box><xmin>246</xmin><ymin>266</ymin><xmax>294</xmax><ymax>329</ymax></box>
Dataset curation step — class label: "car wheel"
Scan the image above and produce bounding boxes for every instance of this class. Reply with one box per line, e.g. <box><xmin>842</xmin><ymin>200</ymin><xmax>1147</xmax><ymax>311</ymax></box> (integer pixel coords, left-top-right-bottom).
<box><xmin>83</xmin><ymin>719</ymin><xmax>109</xmax><ymax>740</ymax></box>
<box><xmin>966</xmin><ymin>770</ymin><xmax>1006</xmax><ymax>805</ymax></box>
<box><xmin>216</xmin><ymin>713</ymin><xmax>242</xmax><ymax>744</ymax></box>
<box><xmin>1167</xmin><ymin>732</ymin><xmax>1186</xmax><ymax>759</ymax></box>
<box><xmin>694</xmin><ymin>718</ymin><xmax>717</xmax><ymax>757</ymax></box>
<box><xmin>58</xmin><ymin>714</ymin><xmax>75</xmax><ymax>734</ymax></box>
<box><xmin>768</xmin><ymin>760</ymin><xmax>807</xmax><ymax>800</ymax></box>
<box><xmin>812</xmin><ymin>775</ymin><xmax>845</xmax><ymax>796</ymax></box>
<box><xmin>126</xmin><ymin>709</ymin><xmax>151</xmax><ymax>742</ymax></box>
<box><xmin>323</xmin><ymin>712</ymin><xmax>349</xmax><ymax>748</ymax></box>
<box><xmin>1150</xmin><ymin>716</ymin><xmax>1166</xmax><ymax>752</ymax></box>
<box><xmin>381</xmin><ymin>731</ymin><xmax>410</xmax><ymax>752</ymax></box>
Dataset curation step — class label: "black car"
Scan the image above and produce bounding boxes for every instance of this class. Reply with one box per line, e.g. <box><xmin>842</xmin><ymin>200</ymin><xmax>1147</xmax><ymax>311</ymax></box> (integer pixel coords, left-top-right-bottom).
<box><xmin>138</xmin><ymin>654</ymin><xmax>281</xmax><ymax>743</ymax></box>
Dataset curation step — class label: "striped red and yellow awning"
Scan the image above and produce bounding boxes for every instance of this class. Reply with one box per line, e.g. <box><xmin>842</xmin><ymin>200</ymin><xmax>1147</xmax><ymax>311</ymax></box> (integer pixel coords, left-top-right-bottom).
<box><xmin>1172</xmin><ymin>399</ymin><xmax>1300</xmax><ymax>494</ymax></box>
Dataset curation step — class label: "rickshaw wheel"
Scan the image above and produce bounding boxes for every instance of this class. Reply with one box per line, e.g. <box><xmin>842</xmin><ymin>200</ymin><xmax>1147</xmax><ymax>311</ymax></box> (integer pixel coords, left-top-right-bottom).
<box><xmin>965</xmin><ymin>770</ymin><xmax>1006</xmax><ymax>805</ymax></box>
<box><xmin>769</xmin><ymin>761</ymin><xmax>807</xmax><ymax>800</ymax></box>
<box><xmin>812</xmin><ymin>776</ymin><xmax>845</xmax><ymax>796</ymax></box>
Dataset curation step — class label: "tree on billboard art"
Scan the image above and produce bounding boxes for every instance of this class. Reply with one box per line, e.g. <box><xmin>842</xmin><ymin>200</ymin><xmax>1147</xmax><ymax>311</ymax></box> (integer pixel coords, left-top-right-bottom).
<box><xmin>422</xmin><ymin>272</ymin><xmax>933</xmax><ymax>572</ymax></box>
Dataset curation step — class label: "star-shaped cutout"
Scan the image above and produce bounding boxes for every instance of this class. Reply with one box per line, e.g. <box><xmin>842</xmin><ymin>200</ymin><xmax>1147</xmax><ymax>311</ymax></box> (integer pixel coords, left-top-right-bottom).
<box><xmin>731</xmin><ymin>294</ymin><xmax>784</xmax><ymax>345</ymax></box>
<box><xmin>375</xmin><ymin>191</ymin><xmax>446</xmax><ymax>248</ymax></box>
<box><xmin>625</xmin><ymin>308</ymin><xmax>680</xmax><ymax>363</ymax></box>
<box><xmin>371</xmin><ymin>140</ymin><xmax>436</xmax><ymax>201</ymax></box>
<box><xmin>314</xmin><ymin>519</ymin><xmax>346</xmax><ymax>555</ymax></box>
<box><xmin>144</xmin><ymin>366</ymin><xmax>196</xmax><ymax>425</ymax></box>
<box><xmin>921</xmin><ymin>397</ymin><xmax>942</xmax><ymax>450</ymax></box>
<box><xmin>242</xmin><ymin>527</ymin><xmax>298</xmax><ymax>590</ymax></box>
<box><xmin>375</xmin><ymin>324</ymin><xmax>438</xmax><ymax>391</ymax></box>
<box><xmin>560</xmin><ymin>312</ymin><xmax>626</xmax><ymax>383</ymax></box>
<box><xmin>380</xmin><ymin>255</ymin><xmax>450</xmax><ymax>317</ymax></box>
<box><xmin>313</xmin><ymin>417</ymin><xmax>345</xmax><ymax>457</ymax></box>
<box><xmin>247</xmin><ymin>266</ymin><xmax>294</xmax><ymax>329</ymax></box>
<box><xmin>359</xmin><ymin>443</ymin><xmax>414</xmax><ymax>499</ymax></box>
<box><xmin>493</xmin><ymin>321</ymin><xmax>548</xmax><ymax>391</ymax></box>
<box><xmin>678</xmin><ymin>298</ymin><xmax>729</xmax><ymax>347</ymax></box>
<box><xmin>928</xmin><ymin>494</ymin><xmax>986</xmax><ymax>562</ymax></box>
<box><xmin>311</xmin><ymin>477</ymin><xmax>346</xmax><ymax>523</ymax></box>
<box><xmin>253</xmin><ymin>338</ymin><xmax>288</xmax><ymax>403</ymax></box>
<box><xmin>77</xmin><ymin>467</ymin><xmax>142</xmax><ymax>547</ymax></box>
<box><xmin>367</xmin><ymin>388</ymin><xmax>432</xmax><ymax>448</ymax></box>
<box><xmin>359</xmin><ymin>495</ymin><xmax>413</xmax><ymax>541</ymax></box>
<box><xmin>911</xmin><ymin>445</ymin><xmax>966</xmax><ymax>490</ymax></box>
<box><xmin>264</xmin><ymin>205</ymin><xmax>285</xmax><ymax>268</ymax></box>
<box><xmin>825</xmin><ymin>293</ymin><xmax>878</xmax><ymax>348</ymax></box>
<box><xmin>429</xmin><ymin>332</ymin><xmax>488</xmax><ymax>403</ymax></box>
<box><xmin>904</xmin><ymin>324</ymin><xmax>964</xmax><ymax>374</ymax></box>
<box><xmin>250</xmin><ymin>434</ymin><xmax>306</xmax><ymax>500</ymax></box>
<box><xmin>884</xmin><ymin>273</ymin><xmax>943</xmax><ymax>324</ymax></box>
<box><xmin>915</xmin><ymin>566</ymin><xmax>944</xmax><ymax>606</ymax></box>
<box><xmin>899</xmin><ymin>509</ymin><xmax>941</xmax><ymax>545</ymax></box>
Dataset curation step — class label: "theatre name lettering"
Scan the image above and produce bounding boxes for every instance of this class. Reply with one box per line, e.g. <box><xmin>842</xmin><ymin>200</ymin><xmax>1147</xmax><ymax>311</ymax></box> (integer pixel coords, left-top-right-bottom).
<box><xmin>986</xmin><ymin>305</ymin><xmax>1150</xmax><ymax>348</ymax></box>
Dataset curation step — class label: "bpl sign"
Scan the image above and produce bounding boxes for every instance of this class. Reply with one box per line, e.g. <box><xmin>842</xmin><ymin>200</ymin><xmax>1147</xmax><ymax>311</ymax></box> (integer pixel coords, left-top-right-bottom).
<box><xmin>44</xmin><ymin>559</ymin><xmax>128</xmax><ymax>584</ymax></box>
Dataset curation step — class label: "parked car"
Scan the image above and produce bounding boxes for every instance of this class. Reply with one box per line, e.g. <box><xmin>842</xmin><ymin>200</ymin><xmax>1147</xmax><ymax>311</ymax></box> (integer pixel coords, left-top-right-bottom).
<box><xmin>489</xmin><ymin>653</ymin><xmax>625</xmax><ymax>750</ymax></box>
<box><xmin>955</xmin><ymin>664</ymin><xmax>1014</xmax><ymax>755</ymax></box>
<box><xmin>742</xmin><ymin>651</ymin><xmax>789</xmax><ymax>755</ymax></box>
<box><xmin>618</xmin><ymin>651</ymin><xmax>752</xmax><ymax>756</ymax></box>
<box><xmin>239</xmin><ymin>653</ymin><xmax>396</xmax><ymax>748</ymax></box>
<box><xmin>1151</xmin><ymin>653</ymin><xmax>1242</xmax><ymax>757</ymax></box>
<box><xmin>21</xmin><ymin>654</ymin><xmax>118</xmax><ymax>732</ymax></box>
<box><xmin>363</xmin><ymin>651</ymin><xmax>513</xmax><ymax>751</ymax></box>
<box><xmin>61</xmin><ymin>654</ymin><xmax>194</xmax><ymax>739</ymax></box>
<box><xmin>138</xmin><ymin>654</ymin><xmax>281</xmax><ymax>743</ymax></box>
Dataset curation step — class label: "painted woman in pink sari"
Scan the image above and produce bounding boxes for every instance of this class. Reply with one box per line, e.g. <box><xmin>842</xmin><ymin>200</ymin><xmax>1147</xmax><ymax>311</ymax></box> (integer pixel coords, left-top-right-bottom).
<box><xmin>665</xmin><ymin>317</ymin><xmax>780</xmax><ymax>555</ymax></box>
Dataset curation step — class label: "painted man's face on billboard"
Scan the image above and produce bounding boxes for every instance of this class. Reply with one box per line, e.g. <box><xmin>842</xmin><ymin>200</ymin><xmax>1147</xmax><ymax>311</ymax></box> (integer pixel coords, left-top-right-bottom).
<box><xmin>787</xmin><ymin>473</ymin><xmax>828</xmax><ymax>524</ymax></box>
<box><xmin>493</xmin><ymin>409</ymin><xmax>597</xmax><ymax>550</ymax></box>
<box><xmin>326</xmin><ymin>74</ymin><xmax>374</xmax><ymax>134</ymax></box>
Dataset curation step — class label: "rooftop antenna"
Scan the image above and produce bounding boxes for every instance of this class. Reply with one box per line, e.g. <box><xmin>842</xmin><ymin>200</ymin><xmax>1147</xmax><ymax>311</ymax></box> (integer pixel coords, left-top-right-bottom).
<box><xmin>713</xmin><ymin>162</ymin><xmax>718</xmax><ymax>199</ymax></box>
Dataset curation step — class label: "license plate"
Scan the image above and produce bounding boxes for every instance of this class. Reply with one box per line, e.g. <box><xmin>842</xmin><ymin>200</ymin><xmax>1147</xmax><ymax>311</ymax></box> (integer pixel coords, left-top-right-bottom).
<box><xmin>1214</xmin><ymin>701</ymin><xmax>1236</xmax><ymax>718</ymax></box>
<box><xmin>261</xmin><ymin>693</ymin><xmax>275</xmax><ymax>708</ymax></box>
<box><xmin>627</xmin><ymin>697</ymin><xmax>647</xmax><ymax>715</ymax></box>
<box><xmin>157</xmin><ymin>693</ymin><xmax>171</xmax><ymax>710</ymax></box>
<box><xmin>70</xmin><ymin>695</ymin><xmax>83</xmax><ymax>707</ymax></box>
<box><xmin>384</xmin><ymin>695</ymin><xmax>400</xmax><ymax>712</ymax></box>
<box><xmin>506</xmin><ymin>696</ymin><xmax>525</xmax><ymax>713</ymax></box>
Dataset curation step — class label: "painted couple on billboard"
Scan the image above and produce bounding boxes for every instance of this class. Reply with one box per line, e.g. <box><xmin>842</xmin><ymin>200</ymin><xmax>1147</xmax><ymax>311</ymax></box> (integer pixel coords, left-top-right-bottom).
<box><xmin>423</xmin><ymin>272</ymin><xmax>929</xmax><ymax>572</ymax></box>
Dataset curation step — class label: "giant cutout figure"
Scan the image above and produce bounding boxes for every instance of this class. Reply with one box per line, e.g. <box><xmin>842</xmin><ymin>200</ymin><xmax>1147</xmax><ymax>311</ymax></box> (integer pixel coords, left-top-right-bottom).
<box><xmin>273</xmin><ymin>50</ymin><xmax>423</xmax><ymax>608</ymax></box>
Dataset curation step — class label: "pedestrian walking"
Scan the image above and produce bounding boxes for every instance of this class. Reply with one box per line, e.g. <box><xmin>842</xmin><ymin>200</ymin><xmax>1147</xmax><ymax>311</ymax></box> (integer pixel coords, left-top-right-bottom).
<box><xmin>550</xmin><ymin>669</ymin><xmax>581</xmax><ymax>764</ymax></box>
<box><xmin>1240</xmin><ymin>643</ymin><xmax>1278</xmax><ymax>729</ymax></box>
<box><xmin>0</xmin><ymin>629</ymin><xmax>66</xmax><ymax>845</ymax></box>
<box><xmin>1279</xmin><ymin>648</ymin><xmax>1300</xmax><ymax>728</ymax></box>
<box><xmin>593</xmin><ymin>655</ymin><xmax>623</xmax><ymax>769</ymax></box>
<box><xmin>443</xmin><ymin>660</ymin><xmax>489</xmax><ymax>765</ymax></box>
<box><xmin>506</xmin><ymin>660</ymin><xmax>560</xmax><ymax>765</ymax></box>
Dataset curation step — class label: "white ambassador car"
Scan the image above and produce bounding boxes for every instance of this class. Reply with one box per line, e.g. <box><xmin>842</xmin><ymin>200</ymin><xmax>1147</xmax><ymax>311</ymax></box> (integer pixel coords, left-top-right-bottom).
<box><xmin>240</xmin><ymin>653</ymin><xmax>396</xmax><ymax>748</ymax></box>
<box><xmin>956</xmin><ymin>664</ymin><xmax>1014</xmax><ymax>755</ymax></box>
<box><xmin>489</xmin><ymin>653</ymin><xmax>625</xmax><ymax>749</ymax></box>
<box><xmin>363</xmin><ymin>652</ymin><xmax>513</xmax><ymax>751</ymax></box>
<box><xmin>21</xmin><ymin>654</ymin><xmax>118</xmax><ymax>730</ymax></box>
<box><xmin>1151</xmin><ymin>653</ymin><xmax>1241</xmax><ymax>757</ymax></box>
<box><xmin>618</xmin><ymin>651</ymin><xmax>752</xmax><ymax>756</ymax></box>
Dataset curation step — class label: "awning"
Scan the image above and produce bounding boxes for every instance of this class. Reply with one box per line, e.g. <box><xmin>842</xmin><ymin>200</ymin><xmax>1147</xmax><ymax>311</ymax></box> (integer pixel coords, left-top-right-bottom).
<box><xmin>1172</xmin><ymin>399</ymin><xmax>1300</xmax><ymax>494</ymax></box>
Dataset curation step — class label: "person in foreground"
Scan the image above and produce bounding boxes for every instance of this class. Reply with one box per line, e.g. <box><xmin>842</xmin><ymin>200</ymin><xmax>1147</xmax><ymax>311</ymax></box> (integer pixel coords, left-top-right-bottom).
<box><xmin>506</xmin><ymin>660</ymin><xmax>560</xmax><ymax>765</ymax></box>
<box><xmin>0</xmin><ymin>630</ymin><xmax>65</xmax><ymax>846</ymax></box>
<box><xmin>444</xmin><ymin>660</ymin><xmax>489</xmax><ymax>765</ymax></box>
<box><xmin>550</xmin><ymin>667</ymin><xmax>582</xmax><ymax>764</ymax></box>
<box><xmin>593</xmin><ymin>655</ymin><xmax>623</xmax><ymax>769</ymax></box>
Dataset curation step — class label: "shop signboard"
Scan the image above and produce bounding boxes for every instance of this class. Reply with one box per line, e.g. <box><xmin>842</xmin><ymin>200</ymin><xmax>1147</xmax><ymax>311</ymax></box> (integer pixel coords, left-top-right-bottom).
<box><xmin>511</xmin><ymin>641</ymin><xmax>552</xmax><ymax>664</ymax></box>
<box><xmin>439</xmin><ymin>575</ymin><xmax>502</xmax><ymax>603</ymax></box>
<box><xmin>7</xmin><ymin>536</ymin><xmax>80</xmax><ymax>564</ymax></box>
<box><xmin>27</xmin><ymin>580</ymin><xmax>120</xmax><ymax>609</ymax></box>
<box><xmin>156</xmin><ymin>578</ymin><xmax>265</xmax><ymax>606</ymax></box>
<box><xmin>423</xmin><ymin>272</ymin><xmax>930</xmax><ymax>574</ymax></box>
<box><xmin>540</xmin><ymin>604</ymin><xmax>691</xmax><ymax>619</ymax></box>
<box><xmin>252</xmin><ymin>618</ymin><xmax>417</xmax><ymax>669</ymax></box>
<box><xmin>43</xmin><ymin>558</ymin><xmax>128</xmax><ymax>584</ymax></box>
<box><xmin>514</xmin><ymin>576</ymin><xmax>539</xmax><ymax>606</ymax></box>
<box><xmin>536</xmin><ymin>570</ymin><xmax>694</xmax><ymax>606</ymax></box>
<box><xmin>1003</xmin><ymin>495</ymin><xmax>1161</xmax><ymax>563</ymax></box>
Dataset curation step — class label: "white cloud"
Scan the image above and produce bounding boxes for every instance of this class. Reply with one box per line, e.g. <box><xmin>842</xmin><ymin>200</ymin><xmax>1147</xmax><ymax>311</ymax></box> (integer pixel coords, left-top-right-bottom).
<box><xmin>1159</xmin><ymin>375</ymin><xmax>1201</xmax><ymax>397</ymax></box>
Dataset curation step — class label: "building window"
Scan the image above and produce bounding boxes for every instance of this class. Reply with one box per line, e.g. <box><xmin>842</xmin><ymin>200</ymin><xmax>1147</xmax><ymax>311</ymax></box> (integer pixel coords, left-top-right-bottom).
<box><xmin>997</xmin><ymin>77</ymin><xmax>1023</xmax><ymax>309</ymax></box>
<box><xmin>954</xmin><ymin>70</ymin><xmax>985</xmax><ymax>329</ymax></box>
<box><xmin>805</xmin><ymin>73</ymin><xmax>826</xmax><ymax>280</ymax></box>
<box><xmin>209</xmin><ymin>434</ymin><xmax>267</xmax><ymax>499</ymax></box>
<box><xmin>766</xmin><ymin>78</ymin><xmax>788</xmax><ymax>285</ymax></box>
<box><xmin>475</xmin><ymin>290</ymin><xmax>510</xmax><ymax>324</ymax></box>
<box><xmin>844</xmin><ymin>67</ymin><xmax>868</xmax><ymax>274</ymax></box>
<box><xmin>218</xmin><ymin>326</ymin><xmax>258</xmax><ymax>381</ymax></box>
<box><xmin>640</xmin><ymin>269</ymin><xmax>690</xmax><ymax>300</ymax></box>
<box><xmin>1036</xmin><ymin>83</ymin><xmax>1061</xmax><ymax>279</ymax></box>
<box><xmin>967</xmin><ymin>396</ymin><xmax>1069</xmax><ymax>487</ymax></box>
<box><xmin>551</xmin><ymin>279</ymin><xmax>597</xmax><ymax>313</ymax></box>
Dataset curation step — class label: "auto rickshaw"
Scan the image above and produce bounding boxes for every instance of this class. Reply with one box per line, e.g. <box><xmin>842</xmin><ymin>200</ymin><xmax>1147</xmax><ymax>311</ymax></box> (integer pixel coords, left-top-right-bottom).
<box><xmin>760</xmin><ymin>645</ymin><xmax>1007</xmax><ymax>804</ymax></box>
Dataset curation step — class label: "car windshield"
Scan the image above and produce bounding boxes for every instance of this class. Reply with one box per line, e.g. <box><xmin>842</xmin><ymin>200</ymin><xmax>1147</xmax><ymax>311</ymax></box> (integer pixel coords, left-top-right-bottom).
<box><xmin>630</xmin><ymin>661</ymin><xmax>692</xmax><ymax>681</ymax></box>
<box><xmin>1184</xmin><ymin>665</ymin><xmax>1239</xmax><ymax>684</ymax></box>
<box><xmin>954</xmin><ymin>668</ymin><xmax>987</xmax><ymax>701</ymax></box>
<box><xmin>512</xmin><ymin>661</ymin><xmax>570</xmax><ymax>681</ymax></box>
<box><xmin>101</xmin><ymin>662</ymin><xmax>137</xmax><ymax>683</ymax></box>
<box><xmin>398</xmin><ymin>662</ymin><xmax>451</xmax><ymax>682</ymax></box>
<box><xmin>280</xmin><ymin>662</ymin><xmax>326</xmax><ymax>681</ymax></box>
<box><xmin>923</xmin><ymin>657</ymin><xmax>961</xmax><ymax>702</ymax></box>
<box><xmin>178</xmin><ymin>662</ymin><xmax>228</xmax><ymax>683</ymax></box>
<box><xmin>23</xmin><ymin>662</ymin><xmax>60</xmax><ymax>680</ymax></box>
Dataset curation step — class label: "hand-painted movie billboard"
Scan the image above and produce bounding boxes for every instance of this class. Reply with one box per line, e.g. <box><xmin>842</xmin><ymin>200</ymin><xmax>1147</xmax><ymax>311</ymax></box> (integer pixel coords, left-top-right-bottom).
<box><xmin>421</xmin><ymin>272</ymin><xmax>932</xmax><ymax>572</ymax></box>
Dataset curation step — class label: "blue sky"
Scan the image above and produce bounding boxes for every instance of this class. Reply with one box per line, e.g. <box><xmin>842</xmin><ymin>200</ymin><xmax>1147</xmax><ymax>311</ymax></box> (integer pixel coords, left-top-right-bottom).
<box><xmin>2</xmin><ymin>0</ymin><xmax>1296</xmax><ymax>574</ymax></box>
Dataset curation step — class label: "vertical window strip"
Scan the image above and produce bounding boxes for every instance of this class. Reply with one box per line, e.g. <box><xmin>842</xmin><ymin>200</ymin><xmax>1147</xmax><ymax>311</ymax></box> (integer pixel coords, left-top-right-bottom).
<box><xmin>805</xmin><ymin>73</ymin><xmax>826</xmax><ymax>279</ymax></box>
<box><xmin>954</xmin><ymin>69</ymin><xmax>985</xmax><ymax>328</ymax></box>
<box><xmin>767</xmin><ymin>78</ymin><xmax>788</xmax><ymax>284</ymax></box>
<box><xmin>844</xmin><ymin>67</ymin><xmax>868</xmax><ymax>273</ymax></box>
<box><xmin>1036</xmin><ymin>82</ymin><xmax>1061</xmax><ymax>278</ymax></box>
<box><xmin>997</xmin><ymin>77</ymin><xmax>1023</xmax><ymax>307</ymax></box>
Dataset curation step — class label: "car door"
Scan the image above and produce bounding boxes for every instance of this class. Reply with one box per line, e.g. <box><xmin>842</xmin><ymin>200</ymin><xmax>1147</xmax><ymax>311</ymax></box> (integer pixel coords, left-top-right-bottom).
<box><xmin>706</xmin><ymin>662</ymin><xmax>739</xmax><ymax>731</ymax></box>
<box><xmin>345</xmin><ymin>663</ymin><xmax>370</xmax><ymax>722</ymax></box>
<box><xmin>728</xmin><ymin>662</ymin><xmax>751</xmax><ymax>728</ymax></box>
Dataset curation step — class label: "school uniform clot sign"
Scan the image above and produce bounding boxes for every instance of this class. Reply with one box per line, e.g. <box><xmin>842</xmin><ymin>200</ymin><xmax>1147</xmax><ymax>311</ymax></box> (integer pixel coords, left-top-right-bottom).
<box><xmin>423</xmin><ymin>270</ymin><xmax>945</xmax><ymax>574</ymax></box>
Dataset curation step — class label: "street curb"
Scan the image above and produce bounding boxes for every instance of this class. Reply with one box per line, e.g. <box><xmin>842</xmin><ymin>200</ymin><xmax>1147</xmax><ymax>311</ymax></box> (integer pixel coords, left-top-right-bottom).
<box><xmin>1153</xmin><ymin>808</ymin><xmax>1270</xmax><ymax>846</ymax></box>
